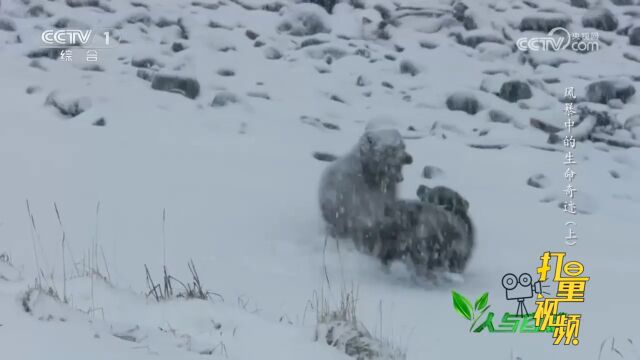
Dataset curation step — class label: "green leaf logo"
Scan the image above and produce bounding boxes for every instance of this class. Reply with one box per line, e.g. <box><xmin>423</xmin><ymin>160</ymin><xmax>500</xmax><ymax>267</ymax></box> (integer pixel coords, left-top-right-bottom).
<box><xmin>452</xmin><ymin>290</ymin><xmax>473</xmax><ymax>321</ymax></box>
<box><xmin>474</xmin><ymin>292</ymin><xmax>489</xmax><ymax>311</ymax></box>
<box><xmin>452</xmin><ymin>291</ymin><xmax>492</xmax><ymax>332</ymax></box>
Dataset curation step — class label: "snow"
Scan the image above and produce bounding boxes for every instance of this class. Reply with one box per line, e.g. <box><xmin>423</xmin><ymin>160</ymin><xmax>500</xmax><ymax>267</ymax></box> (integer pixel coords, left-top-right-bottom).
<box><xmin>1</xmin><ymin>0</ymin><xmax>640</xmax><ymax>359</ymax></box>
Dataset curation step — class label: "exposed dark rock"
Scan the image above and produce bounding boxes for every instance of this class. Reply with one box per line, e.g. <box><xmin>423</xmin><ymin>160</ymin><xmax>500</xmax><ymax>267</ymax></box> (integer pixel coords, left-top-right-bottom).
<box><xmin>468</xmin><ymin>143</ymin><xmax>508</xmax><ymax>149</ymax></box>
<box><xmin>381</xmin><ymin>81</ymin><xmax>394</xmax><ymax>89</ymax></box>
<box><xmin>498</xmin><ymin>80</ymin><xmax>532</xmax><ymax>103</ymax></box>
<box><xmin>354</xmin><ymin>48</ymin><xmax>371</xmax><ymax>58</ymax></box>
<box><xmin>582</xmin><ymin>8</ymin><xmax>618</xmax><ymax>31</ymax></box>
<box><xmin>171</xmin><ymin>42</ymin><xmax>186</xmax><ymax>52</ymax></box>
<box><xmin>590</xmin><ymin>133</ymin><xmax>640</xmax><ymax>148</ymax></box>
<box><xmin>93</xmin><ymin>118</ymin><xmax>106</xmax><ymax>126</ymax></box>
<box><xmin>26</xmin><ymin>5</ymin><xmax>53</xmax><ymax>18</ymax></box>
<box><xmin>446</xmin><ymin>92</ymin><xmax>480</xmax><ymax>115</ymax></box>
<box><xmin>422</xmin><ymin>165</ymin><xmax>444</xmax><ymax>179</ymax></box>
<box><xmin>330</xmin><ymin>94</ymin><xmax>346</xmax><ymax>103</ymax></box>
<box><xmin>66</xmin><ymin>0</ymin><xmax>115</xmax><ymax>12</ymax></box>
<box><xmin>155</xmin><ymin>17</ymin><xmax>177</xmax><ymax>28</ymax></box>
<box><xmin>300</xmin><ymin>38</ymin><xmax>326</xmax><ymax>48</ymax></box>
<box><xmin>570</xmin><ymin>0</ymin><xmax>589</xmax><ymax>7</ymax></box>
<box><xmin>452</xmin><ymin>1</ymin><xmax>468</xmax><ymax>22</ymax></box>
<box><xmin>246</xmin><ymin>91</ymin><xmax>270</xmax><ymax>100</ymax></box>
<box><xmin>322</xmin><ymin>121</ymin><xmax>339</xmax><ymax>130</ymax></box>
<box><xmin>278</xmin><ymin>11</ymin><xmax>330</xmax><ymax>36</ymax></box>
<box><xmin>136</xmin><ymin>69</ymin><xmax>154</xmax><ymax>81</ymax></box>
<box><xmin>630</xmin><ymin>27</ymin><xmax>640</xmax><ymax>46</ymax></box>
<box><xmin>316</xmin><ymin>45</ymin><xmax>347</xmax><ymax>58</ymax></box>
<box><xmin>488</xmin><ymin>109</ymin><xmax>513</xmax><ymax>123</ymax></box>
<box><xmin>373</xmin><ymin>4</ymin><xmax>392</xmax><ymax>22</ymax></box>
<box><xmin>577</xmin><ymin>105</ymin><xmax>614</xmax><ymax>127</ymax></box>
<box><xmin>27</xmin><ymin>48</ymin><xmax>67</xmax><ymax>60</ymax></box>
<box><xmin>131</xmin><ymin>57</ymin><xmax>162</xmax><ymax>68</ymax></box>
<box><xmin>300</xmin><ymin>115</ymin><xmax>341</xmax><ymax>131</ymax></box>
<box><xmin>304</xmin><ymin>0</ymin><xmax>337</xmax><ymax>13</ymax></box>
<box><xmin>463</xmin><ymin>16</ymin><xmax>478</xmax><ymax>31</ymax></box>
<box><xmin>211</xmin><ymin>91</ymin><xmax>239</xmax><ymax>107</ymax></box>
<box><xmin>312</xmin><ymin>152</ymin><xmax>338</xmax><ymax>162</ymax></box>
<box><xmin>45</xmin><ymin>91</ymin><xmax>92</xmax><ymax>118</ymax></box>
<box><xmin>419</xmin><ymin>40</ymin><xmax>437</xmax><ymax>49</ymax></box>
<box><xmin>192</xmin><ymin>1</ymin><xmax>219</xmax><ymax>10</ymax></box>
<box><xmin>150</xmin><ymin>74</ymin><xmax>200</xmax><ymax>99</ymax></box>
<box><xmin>82</xmin><ymin>64</ymin><xmax>105</xmax><ymax>72</ymax></box>
<box><xmin>452</xmin><ymin>1</ymin><xmax>477</xmax><ymax>30</ymax></box>
<box><xmin>131</xmin><ymin>2</ymin><xmax>149</xmax><ymax>9</ymax></box>
<box><xmin>26</xmin><ymin>86</ymin><xmax>41</xmax><ymax>94</ymax></box>
<box><xmin>261</xmin><ymin>2</ymin><xmax>285</xmax><ymax>12</ymax></box>
<box><xmin>375</xmin><ymin>27</ymin><xmax>391</xmax><ymax>40</ymax></box>
<box><xmin>29</xmin><ymin>60</ymin><xmax>47</xmax><ymax>71</ymax></box>
<box><xmin>399</xmin><ymin>60</ymin><xmax>420</xmax><ymax>76</ymax></box>
<box><xmin>356</xmin><ymin>75</ymin><xmax>369</xmax><ymax>87</ymax></box>
<box><xmin>527</xmin><ymin>174</ymin><xmax>549</xmax><ymax>189</ymax></box>
<box><xmin>519</xmin><ymin>14</ymin><xmax>571</xmax><ymax>32</ymax></box>
<box><xmin>264</xmin><ymin>47</ymin><xmax>282</xmax><ymax>60</ymax></box>
<box><xmin>585</xmin><ymin>80</ymin><xmax>635</xmax><ymax>104</ymax></box>
<box><xmin>530</xmin><ymin>118</ymin><xmax>562</xmax><ymax>134</ymax></box>
<box><xmin>245</xmin><ymin>29</ymin><xmax>259</xmax><ymax>40</ymax></box>
<box><xmin>217</xmin><ymin>68</ymin><xmax>235</xmax><ymax>77</ymax></box>
<box><xmin>453</xmin><ymin>31</ymin><xmax>504</xmax><ymax>48</ymax></box>
<box><xmin>177</xmin><ymin>17</ymin><xmax>190</xmax><ymax>39</ymax></box>
<box><xmin>125</xmin><ymin>12</ymin><xmax>152</xmax><ymax>26</ymax></box>
<box><xmin>53</xmin><ymin>17</ymin><xmax>89</xmax><ymax>29</ymax></box>
<box><xmin>208</xmin><ymin>21</ymin><xmax>231</xmax><ymax>30</ymax></box>
<box><xmin>0</xmin><ymin>17</ymin><xmax>16</xmax><ymax>31</ymax></box>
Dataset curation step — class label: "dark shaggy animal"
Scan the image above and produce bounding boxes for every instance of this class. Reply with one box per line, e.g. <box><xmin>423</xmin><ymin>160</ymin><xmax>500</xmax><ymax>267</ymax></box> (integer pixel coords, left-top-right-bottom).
<box><xmin>375</xmin><ymin>185</ymin><xmax>475</xmax><ymax>277</ymax></box>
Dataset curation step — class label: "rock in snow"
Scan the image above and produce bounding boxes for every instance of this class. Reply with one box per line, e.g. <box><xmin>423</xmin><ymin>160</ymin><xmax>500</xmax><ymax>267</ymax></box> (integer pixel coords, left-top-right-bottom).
<box><xmin>150</xmin><ymin>74</ymin><xmax>200</xmax><ymax>99</ymax></box>
<box><xmin>446</xmin><ymin>91</ymin><xmax>480</xmax><ymax>114</ymax></box>
<box><xmin>586</xmin><ymin>80</ymin><xmax>636</xmax><ymax>104</ymax></box>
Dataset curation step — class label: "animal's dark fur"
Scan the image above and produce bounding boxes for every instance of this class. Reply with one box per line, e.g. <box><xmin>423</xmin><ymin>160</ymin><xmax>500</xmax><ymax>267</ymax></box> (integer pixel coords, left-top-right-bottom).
<box><xmin>376</xmin><ymin>186</ymin><xmax>475</xmax><ymax>276</ymax></box>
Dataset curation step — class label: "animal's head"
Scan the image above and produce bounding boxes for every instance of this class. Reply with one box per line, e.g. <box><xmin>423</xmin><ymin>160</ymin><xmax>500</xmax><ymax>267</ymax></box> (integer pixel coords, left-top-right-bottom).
<box><xmin>358</xmin><ymin>129</ymin><xmax>412</xmax><ymax>187</ymax></box>
<box><xmin>417</xmin><ymin>185</ymin><xmax>469</xmax><ymax>214</ymax></box>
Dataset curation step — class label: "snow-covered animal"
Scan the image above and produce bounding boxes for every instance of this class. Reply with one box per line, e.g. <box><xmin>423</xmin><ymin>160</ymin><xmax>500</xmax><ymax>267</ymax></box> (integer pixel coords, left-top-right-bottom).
<box><xmin>318</xmin><ymin>128</ymin><xmax>413</xmax><ymax>252</ymax></box>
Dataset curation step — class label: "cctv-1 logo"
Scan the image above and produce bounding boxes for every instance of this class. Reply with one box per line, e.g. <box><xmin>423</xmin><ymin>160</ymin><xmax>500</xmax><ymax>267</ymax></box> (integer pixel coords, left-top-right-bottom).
<box><xmin>451</xmin><ymin>251</ymin><xmax>589</xmax><ymax>345</ymax></box>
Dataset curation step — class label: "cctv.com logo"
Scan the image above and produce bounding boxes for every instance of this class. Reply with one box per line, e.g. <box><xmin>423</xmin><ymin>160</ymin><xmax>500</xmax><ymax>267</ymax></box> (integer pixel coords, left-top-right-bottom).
<box><xmin>516</xmin><ymin>27</ymin><xmax>600</xmax><ymax>52</ymax></box>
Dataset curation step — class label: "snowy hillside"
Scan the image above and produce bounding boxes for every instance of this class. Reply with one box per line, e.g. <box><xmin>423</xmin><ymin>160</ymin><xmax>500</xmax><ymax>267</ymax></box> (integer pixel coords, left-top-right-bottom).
<box><xmin>1</xmin><ymin>0</ymin><xmax>640</xmax><ymax>358</ymax></box>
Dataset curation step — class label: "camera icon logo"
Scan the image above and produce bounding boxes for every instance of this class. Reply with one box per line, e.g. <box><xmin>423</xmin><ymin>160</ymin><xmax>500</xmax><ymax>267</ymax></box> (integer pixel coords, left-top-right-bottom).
<box><xmin>501</xmin><ymin>273</ymin><xmax>543</xmax><ymax>316</ymax></box>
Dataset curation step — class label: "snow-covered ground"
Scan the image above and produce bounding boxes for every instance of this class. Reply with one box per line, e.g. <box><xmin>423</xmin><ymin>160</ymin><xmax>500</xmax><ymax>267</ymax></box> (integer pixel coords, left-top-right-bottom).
<box><xmin>1</xmin><ymin>0</ymin><xmax>640</xmax><ymax>358</ymax></box>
